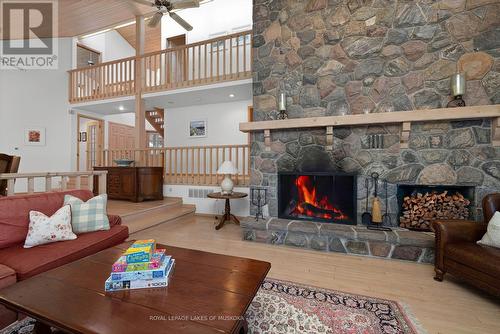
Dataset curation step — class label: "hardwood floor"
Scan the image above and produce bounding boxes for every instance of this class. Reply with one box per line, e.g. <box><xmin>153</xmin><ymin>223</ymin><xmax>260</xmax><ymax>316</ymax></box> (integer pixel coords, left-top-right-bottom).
<box><xmin>131</xmin><ymin>215</ymin><xmax>500</xmax><ymax>334</ymax></box>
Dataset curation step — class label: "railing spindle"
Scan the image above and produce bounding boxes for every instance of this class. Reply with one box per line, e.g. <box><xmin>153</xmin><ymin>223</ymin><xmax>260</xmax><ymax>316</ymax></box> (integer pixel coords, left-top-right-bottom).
<box><xmin>45</xmin><ymin>175</ymin><xmax>52</xmax><ymax>192</ymax></box>
<box><xmin>236</xmin><ymin>34</ymin><xmax>240</xmax><ymax>75</ymax></box>
<box><xmin>243</xmin><ymin>33</ymin><xmax>247</xmax><ymax>74</ymax></box>
<box><xmin>27</xmin><ymin>177</ymin><xmax>35</xmax><ymax>194</ymax></box>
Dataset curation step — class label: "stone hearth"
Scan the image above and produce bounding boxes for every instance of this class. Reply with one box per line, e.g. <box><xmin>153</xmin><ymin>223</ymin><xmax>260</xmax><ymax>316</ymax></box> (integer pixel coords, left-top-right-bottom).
<box><xmin>242</xmin><ymin>217</ymin><xmax>434</xmax><ymax>263</ymax></box>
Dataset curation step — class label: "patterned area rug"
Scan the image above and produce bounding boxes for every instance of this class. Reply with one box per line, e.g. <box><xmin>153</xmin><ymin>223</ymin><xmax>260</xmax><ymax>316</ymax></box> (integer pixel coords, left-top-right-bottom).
<box><xmin>247</xmin><ymin>279</ymin><xmax>426</xmax><ymax>334</ymax></box>
<box><xmin>1</xmin><ymin>279</ymin><xmax>425</xmax><ymax>334</ymax></box>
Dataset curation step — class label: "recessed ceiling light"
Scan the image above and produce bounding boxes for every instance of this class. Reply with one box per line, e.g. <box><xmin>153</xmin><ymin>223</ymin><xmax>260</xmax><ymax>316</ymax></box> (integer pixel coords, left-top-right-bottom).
<box><xmin>229</xmin><ymin>94</ymin><xmax>235</xmax><ymax>98</ymax></box>
<box><xmin>118</xmin><ymin>105</ymin><xmax>124</xmax><ymax>111</ymax></box>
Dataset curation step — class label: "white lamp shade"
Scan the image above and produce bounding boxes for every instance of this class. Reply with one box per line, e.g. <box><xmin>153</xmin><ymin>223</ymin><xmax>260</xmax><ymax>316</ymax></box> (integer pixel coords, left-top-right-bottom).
<box><xmin>217</xmin><ymin>160</ymin><xmax>238</xmax><ymax>174</ymax></box>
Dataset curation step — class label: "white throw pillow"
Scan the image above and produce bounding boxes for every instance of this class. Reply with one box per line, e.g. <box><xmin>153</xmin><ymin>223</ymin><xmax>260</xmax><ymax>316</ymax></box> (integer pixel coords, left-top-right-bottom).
<box><xmin>24</xmin><ymin>205</ymin><xmax>77</xmax><ymax>248</ymax></box>
<box><xmin>477</xmin><ymin>211</ymin><xmax>500</xmax><ymax>249</ymax></box>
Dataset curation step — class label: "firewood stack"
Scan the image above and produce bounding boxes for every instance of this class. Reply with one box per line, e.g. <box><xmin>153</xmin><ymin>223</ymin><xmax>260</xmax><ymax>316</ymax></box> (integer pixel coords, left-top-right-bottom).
<box><xmin>399</xmin><ymin>191</ymin><xmax>470</xmax><ymax>230</ymax></box>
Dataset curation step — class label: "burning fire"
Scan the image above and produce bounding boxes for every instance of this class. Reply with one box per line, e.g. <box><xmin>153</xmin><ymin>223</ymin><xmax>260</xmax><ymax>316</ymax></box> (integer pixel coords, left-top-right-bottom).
<box><xmin>291</xmin><ymin>175</ymin><xmax>348</xmax><ymax>220</ymax></box>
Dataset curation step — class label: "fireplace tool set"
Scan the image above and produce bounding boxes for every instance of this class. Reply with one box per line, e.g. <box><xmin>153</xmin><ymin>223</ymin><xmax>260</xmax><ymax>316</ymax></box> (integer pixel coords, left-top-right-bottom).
<box><xmin>363</xmin><ymin>173</ymin><xmax>392</xmax><ymax>231</ymax></box>
<box><xmin>251</xmin><ymin>187</ymin><xmax>267</xmax><ymax>221</ymax></box>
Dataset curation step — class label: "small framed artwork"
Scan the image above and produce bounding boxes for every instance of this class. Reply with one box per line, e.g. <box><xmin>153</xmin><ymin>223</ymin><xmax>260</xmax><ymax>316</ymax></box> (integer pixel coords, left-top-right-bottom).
<box><xmin>24</xmin><ymin>127</ymin><xmax>46</xmax><ymax>146</ymax></box>
<box><xmin>189</xmin><ymin>120</ymin><xmax>207</xmax><ymax>138</ymax></box>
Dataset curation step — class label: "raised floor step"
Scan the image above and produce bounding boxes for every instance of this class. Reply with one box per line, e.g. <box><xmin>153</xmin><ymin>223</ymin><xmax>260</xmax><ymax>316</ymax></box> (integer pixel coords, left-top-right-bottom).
<box><xmin>108</xmin><ymin>197</ymin><xmax>195</xmax><ymax>234</ymax></box>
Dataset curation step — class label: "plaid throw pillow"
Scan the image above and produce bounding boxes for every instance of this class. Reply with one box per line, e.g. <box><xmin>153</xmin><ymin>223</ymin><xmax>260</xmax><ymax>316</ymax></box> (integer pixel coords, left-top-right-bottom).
<box><xmin>64</xmin><ymin>194</ymin><xmax>110</xmax><ymax>234</ymax></box>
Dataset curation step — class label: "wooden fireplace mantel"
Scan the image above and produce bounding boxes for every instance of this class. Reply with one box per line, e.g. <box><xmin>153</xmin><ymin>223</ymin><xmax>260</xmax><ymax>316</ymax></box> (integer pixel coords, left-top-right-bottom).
<box><xmin>239</xmin><ymin>105</ymin><xmax>500</xmax><ymax>150</ymax></box>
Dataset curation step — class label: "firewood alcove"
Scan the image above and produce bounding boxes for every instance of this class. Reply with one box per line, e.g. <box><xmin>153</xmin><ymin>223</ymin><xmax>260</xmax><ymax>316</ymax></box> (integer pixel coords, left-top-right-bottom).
<box><xmin>397</xmin><ymin>185</ymin><xmax>474</xmax><ymax>231</ymax></box>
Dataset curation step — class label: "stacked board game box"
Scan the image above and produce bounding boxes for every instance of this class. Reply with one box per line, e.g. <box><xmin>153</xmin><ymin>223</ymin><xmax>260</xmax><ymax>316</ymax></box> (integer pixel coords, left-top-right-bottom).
<box><xmin>105</xmin><ymin>239</ymin><xmax>175</xmax><ymax>292</ymax></box>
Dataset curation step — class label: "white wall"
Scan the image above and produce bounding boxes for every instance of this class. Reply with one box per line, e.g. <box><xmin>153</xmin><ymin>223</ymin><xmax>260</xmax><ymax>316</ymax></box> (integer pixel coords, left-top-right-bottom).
<box><xmin>79</xmin><ymin>30</ymin><xmax>135</xmax><ymax>63</ymax></box>
<box><xmin>103</xmin><ymin>31</ymin><xmax>136</xmax><ymax>62</ymax></box>
<box><xmin>164</xmin><ymin>100</ymin><xmax>250</xmax><ymax>147</ymax></box>
<box><xmin>0</xmin><ymin>38</ymin><xmax>73</xmax><ymax>174</ymax></box>
<box><xmin>161</xmin><ymin>0</ymin><xmax>252</xmax><ymax>47</ymax></box>
<box><xmin>103</xmin><ymin>113</ymin><xmax>137</xmax><ymax>128</ymax></box>
<box><xmin>78</xmin><ymin>33</ymin><xmax>105</xmax><ymax>57</ymax></box>
<box><xmin>165</xmin><ymin>185</ymin><xmax>250</xmax><ymax>216</ymax></box>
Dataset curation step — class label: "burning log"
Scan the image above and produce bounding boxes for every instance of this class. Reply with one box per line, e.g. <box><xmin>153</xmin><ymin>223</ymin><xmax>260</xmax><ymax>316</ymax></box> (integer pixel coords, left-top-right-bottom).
<box><xmin>285</xmin><ymin>175</ymin><xmax>349</xmax><ymax>221</ymax></box>
<box><xmin>399</xmin><ymin>191</ymin><xmax>470</xmax><ymax>231</ymax></box>
<box><xmin>299</xmin><ymin>202</ymin><xmax>345</xmax><ymax>220</ymax></box>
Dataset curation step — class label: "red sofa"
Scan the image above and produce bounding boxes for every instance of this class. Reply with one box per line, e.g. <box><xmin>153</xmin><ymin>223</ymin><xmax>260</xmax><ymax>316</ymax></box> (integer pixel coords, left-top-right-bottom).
<box><xmin>0</xmin><ymin>190</ymin><xmax>129</xmax><ymax>327</ymax></box>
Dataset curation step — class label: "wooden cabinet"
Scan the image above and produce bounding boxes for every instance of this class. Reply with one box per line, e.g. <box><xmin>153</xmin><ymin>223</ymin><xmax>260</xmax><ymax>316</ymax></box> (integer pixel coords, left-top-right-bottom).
<box><xmin>94</xmin><ymin>167</ymin><xmax>163</xmax><ymax>202</ymax></box>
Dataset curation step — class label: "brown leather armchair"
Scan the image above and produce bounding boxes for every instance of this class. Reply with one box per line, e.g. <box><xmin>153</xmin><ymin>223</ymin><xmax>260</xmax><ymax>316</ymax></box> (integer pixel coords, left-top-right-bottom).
<box><xmin>432</xmin><ymin>193</ymin><xmax>500</xmax><ymax>297</ymax></box>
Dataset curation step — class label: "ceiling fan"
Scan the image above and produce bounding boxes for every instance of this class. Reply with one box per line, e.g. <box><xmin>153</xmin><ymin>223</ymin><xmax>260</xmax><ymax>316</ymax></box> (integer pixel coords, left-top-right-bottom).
<box><xmin>130</xmin><ymin>0</ymin><xmax>200</xmax><ymax>30</ymax></box>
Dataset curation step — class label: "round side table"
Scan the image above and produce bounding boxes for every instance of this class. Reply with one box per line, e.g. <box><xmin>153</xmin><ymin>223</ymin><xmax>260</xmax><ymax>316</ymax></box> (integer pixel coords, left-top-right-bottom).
<box><xmin>207</xmin><ymin>192</ymin><xmax>248</xmax><ymax>230</ymax></box>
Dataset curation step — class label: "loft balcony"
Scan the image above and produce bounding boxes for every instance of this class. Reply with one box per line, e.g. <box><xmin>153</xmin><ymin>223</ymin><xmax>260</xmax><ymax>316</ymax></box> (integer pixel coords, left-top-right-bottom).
<box><xmin>68</xmin><ymin>30</ymin><xmax>252</xmax><ymax>104</ymax></box>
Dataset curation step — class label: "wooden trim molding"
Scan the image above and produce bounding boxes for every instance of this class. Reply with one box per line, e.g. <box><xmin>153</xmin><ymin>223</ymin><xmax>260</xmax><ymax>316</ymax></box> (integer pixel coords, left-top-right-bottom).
<box><xmin>239</xmin><ymin>105</ymin><xmax>500</xmax><ymax>148</ymax></box>
<box><xmin>400</xmin><ymin>122</ymin><xmax>411</xmax><ymax>149</ymax></box>
<box><xmin>239</xmin><ymin>105</ymin><xmax>500</xmax><ymax>132</ymax></box>
<box><xmin>492</xmin><ymin>117</ymin><xmax>500</xmax><ymax>146</ymax></box>
<box><xmin>77</xmin><ymin>43</ymin><xmax>102</xmax><ymax>56</ymax></box>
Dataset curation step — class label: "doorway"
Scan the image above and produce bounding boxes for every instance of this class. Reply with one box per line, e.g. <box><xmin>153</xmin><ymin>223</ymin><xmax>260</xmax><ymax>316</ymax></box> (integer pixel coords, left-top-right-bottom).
<box><xmin>77</xmin><ymin>114</ymin><xmax>104</xmax><ymax>171</ymax></box>
<box><xmin>167</xmin><ymin>34</ymin><xmax>186</xmax><ymax>83</ymax></box>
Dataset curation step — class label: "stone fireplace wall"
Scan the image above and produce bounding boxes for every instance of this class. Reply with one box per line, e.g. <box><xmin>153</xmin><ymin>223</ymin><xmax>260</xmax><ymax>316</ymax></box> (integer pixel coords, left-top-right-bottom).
<box><xmin>250</xmin><ymin>0</ymin><xmax>500</xmax><ymax>224</ymax></box>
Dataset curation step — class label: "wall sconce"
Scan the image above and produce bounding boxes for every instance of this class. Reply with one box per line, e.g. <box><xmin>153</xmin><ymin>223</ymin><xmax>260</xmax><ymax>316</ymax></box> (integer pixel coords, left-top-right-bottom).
<box><xmin>277</xmin><ymin>84</ymin><xmax>288</xmax><ymax>120</ymax></box>
<box><xmin>79</xmin><ymin>132</ymin><xmax>87</xmax><ymax>142</ymax></box>
<box><xmin>447</xmin><ymin>73</ymin><xmax>466</xmax><ymax>107</ymax></box>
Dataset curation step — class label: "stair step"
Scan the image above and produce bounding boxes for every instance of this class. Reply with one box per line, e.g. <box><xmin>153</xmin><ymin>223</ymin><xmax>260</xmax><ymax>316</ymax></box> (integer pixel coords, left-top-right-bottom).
<box><xmin>122</xmin><ymin>203</ymin><xmax>196</xmax><ymax>234</ymax></box>
<box><xmin>129</xmin><ymin>212</ymin><xmax>195</xmax><ymax>240</ymax></box>
<box><xmin>117</xmin><ymin>197</ymin><xmax>183</xmax><ymax>221</ymax></box>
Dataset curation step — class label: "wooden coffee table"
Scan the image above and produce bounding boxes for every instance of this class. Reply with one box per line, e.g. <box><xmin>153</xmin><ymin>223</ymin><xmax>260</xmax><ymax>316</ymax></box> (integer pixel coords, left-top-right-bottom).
<box><xmin>0</xmin><ymin>242</ymin><xmax>270</xmax><ymax>334</ymax></box>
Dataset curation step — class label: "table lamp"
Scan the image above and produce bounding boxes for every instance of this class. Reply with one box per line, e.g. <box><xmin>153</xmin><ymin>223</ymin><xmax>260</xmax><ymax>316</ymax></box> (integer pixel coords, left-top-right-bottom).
<box><xmin>217</xmin><ymin>161</ymin><xmax>238</xmax><ymax>194</ymax></box>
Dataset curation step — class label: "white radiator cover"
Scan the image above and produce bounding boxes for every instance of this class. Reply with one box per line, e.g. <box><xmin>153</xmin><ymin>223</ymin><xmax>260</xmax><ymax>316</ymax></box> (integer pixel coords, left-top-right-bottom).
<box><xmin>164</xmin><ymin>184</ymin><xmax>250</xmax><ymax>216</ymax></box>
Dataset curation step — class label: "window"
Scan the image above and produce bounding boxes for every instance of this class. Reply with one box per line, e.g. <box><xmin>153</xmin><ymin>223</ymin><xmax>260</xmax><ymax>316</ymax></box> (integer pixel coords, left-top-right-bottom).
<box><xmin>148</xmin><ymin>132</ymin><xmax>164</xmax><ymax>148</ymax></box>
<box><xmin>77</xmin><ymin>44</ymin><xmax>101</xmax><ymax>69</ymax></box>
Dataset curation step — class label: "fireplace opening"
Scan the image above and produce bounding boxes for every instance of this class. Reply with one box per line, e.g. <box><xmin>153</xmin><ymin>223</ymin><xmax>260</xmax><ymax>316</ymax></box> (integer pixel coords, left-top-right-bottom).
<box><xmin>278</xmin><ymin>172</ymin><xmax>357</xmax><ymax>225</ymax></box>
<box><xmin>397</xmin><ymin>184</ymin><xmax>475</xmax><ymax>231</ymax></box>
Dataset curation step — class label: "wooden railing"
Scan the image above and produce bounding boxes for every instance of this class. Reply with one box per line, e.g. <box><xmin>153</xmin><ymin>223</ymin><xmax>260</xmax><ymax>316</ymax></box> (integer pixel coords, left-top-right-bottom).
<box><xmin>103</xmin><ymin>148</ymin><xmax>165</xmax><ymax>168</ymax></box>
<box><xmin>142</xmin><ymin>30</ymin><xmax>252</xmax><ymax>93</ymax></box>
<box><xmin>0</xmin><ymin>171</ymin><xmax>107</xmax><ymax>196</ymax></box>
<box><xmin>68</xmin><ymin>30</ymin><xmax>252</xmax><ymax>103</ymax></box>
<box><xmin>69</xmin><ymin>56</ymin><xmax>136</xmax><ymax>103</ymax></box>
<box><xmin>101</xmin><ymin>144</ymin><xmax>250</xmax><ymax>186</ymax></box>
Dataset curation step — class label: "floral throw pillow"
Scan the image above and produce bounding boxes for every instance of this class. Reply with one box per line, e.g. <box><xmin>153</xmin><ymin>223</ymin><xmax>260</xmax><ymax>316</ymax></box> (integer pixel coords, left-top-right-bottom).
<box><xmin>24</xmin><ymin>205</ymin><xmax>77</xmax><ymax>248</ymax></box>
<box><xmin>64</xmin><ymin>194</ymin><xmax>110</xmax><ymax>234</ymax></box>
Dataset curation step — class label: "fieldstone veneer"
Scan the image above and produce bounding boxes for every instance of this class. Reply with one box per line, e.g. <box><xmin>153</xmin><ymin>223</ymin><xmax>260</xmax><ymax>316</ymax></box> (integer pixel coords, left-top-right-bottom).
<box><xmin>250</xmin><ymin>0</ymin><xmax>500</xmax><ymax>223</ymax></box>
<box><xmin>242</xmin><ymin>217</ymin><xmax>435</xmax><ymax>262</ymax></box>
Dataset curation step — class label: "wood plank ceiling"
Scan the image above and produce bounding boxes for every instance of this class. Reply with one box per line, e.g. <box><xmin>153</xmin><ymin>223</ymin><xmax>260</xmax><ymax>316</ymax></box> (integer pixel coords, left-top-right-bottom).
<box><xmin>58</xmin><ymin>0</ymin><xmax>155</xmax><ymax>37</ymax></box>
<box><xmin>116</xmin><ymin>23</ymin><xmax>162</xmax><ymax>55</ymax></box>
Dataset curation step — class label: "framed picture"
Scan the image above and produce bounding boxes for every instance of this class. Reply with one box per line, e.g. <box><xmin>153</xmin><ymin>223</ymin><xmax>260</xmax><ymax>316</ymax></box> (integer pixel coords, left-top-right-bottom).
<box><xmin>189</xmin><ymin>120</ymin><xmax>207</xmax><ymax>138</ymax></box>
<box><xmin>24</xmin><ymin>127</ymin><xmax>46</xmax><ymax>146</ymax></box>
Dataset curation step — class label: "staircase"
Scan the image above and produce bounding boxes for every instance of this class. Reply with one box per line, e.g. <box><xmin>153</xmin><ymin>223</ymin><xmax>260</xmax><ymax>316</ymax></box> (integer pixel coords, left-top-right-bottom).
<box><xmin>146</xmin><ymin>107</ymin><xmax>165</xmax><ymax>137</ymax></box>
